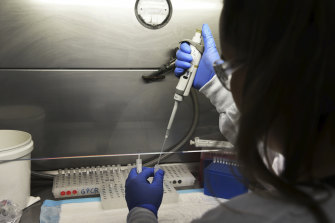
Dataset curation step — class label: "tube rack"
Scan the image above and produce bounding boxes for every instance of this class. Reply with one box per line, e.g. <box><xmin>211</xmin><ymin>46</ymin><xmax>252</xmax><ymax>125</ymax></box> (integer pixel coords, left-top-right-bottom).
<box><xmin>52</xmin><ymin>163</ymin><xmax>195</xmax><ymax>209</ymax></box>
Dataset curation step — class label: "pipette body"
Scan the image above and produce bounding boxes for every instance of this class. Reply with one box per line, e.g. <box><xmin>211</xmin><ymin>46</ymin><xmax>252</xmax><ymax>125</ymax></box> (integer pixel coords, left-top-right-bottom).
<box><xmin>165</xmin><ymin>30</ymin><xmax>203</xmax><ymax>139</ymax></box>
<box><xmin>156</xmin><ymin>30</ymin><xmax>203</xmax><ymax>167</ymax></box>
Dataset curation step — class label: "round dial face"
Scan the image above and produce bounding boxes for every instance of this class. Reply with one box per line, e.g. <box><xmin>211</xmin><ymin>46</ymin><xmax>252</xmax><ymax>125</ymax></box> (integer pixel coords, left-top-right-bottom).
<box><xmin>135</xmin><ymin>0</ymin><xmax>172</xmax><ymax>29</ymax></box>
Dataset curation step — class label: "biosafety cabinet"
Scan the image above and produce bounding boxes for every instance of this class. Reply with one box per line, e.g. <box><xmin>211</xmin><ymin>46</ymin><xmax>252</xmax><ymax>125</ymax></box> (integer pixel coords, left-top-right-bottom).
<box><xmin>0</xmin><ymin>0</ymin><xmax>223</xmax><ymax>169</ymax></box>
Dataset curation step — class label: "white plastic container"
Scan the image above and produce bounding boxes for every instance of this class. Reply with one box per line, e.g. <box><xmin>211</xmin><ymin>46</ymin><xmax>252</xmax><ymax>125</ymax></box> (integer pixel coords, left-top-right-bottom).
<box><xmin>0</xmin><ymin>130</ymin><xmax>33</xmax><ymax>209</ymax></box>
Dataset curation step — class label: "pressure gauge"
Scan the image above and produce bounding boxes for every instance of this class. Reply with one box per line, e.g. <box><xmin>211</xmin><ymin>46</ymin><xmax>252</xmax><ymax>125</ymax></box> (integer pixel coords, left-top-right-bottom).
<box><xmin>135</xmin><ymin>0</ymin><xmax>172</xmax><ymax>29</ymax></box>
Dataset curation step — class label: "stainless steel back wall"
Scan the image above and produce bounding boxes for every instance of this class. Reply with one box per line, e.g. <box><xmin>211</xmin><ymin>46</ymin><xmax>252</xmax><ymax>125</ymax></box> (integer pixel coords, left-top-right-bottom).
<box><xmin>0</xmin><ymin>0</ymin><xmax>223</xmax><ymax>68</ymax></box>
<box><xmin>0</xmin><ymin>0</ymin><xmax>224</xmax><ymax>170</ymax></box>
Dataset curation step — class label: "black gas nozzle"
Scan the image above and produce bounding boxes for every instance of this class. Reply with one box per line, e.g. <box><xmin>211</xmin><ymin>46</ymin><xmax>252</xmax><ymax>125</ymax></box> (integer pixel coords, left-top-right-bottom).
<box><xmin>142</xmin><ymin>48</ymin><xmax>178</xmax><ymax>83</ymax></box>
<box><xmin>142</xmin><ymin>58</ymin><xmax>176</xmax><ymax>82</ymax></box>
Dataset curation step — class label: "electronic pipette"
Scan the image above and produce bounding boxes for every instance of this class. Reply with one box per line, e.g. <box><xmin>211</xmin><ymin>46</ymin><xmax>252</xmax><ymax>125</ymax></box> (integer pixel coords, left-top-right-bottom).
<box><xmin>155</xmin><ymin>29</ymin><xmax>204</xmax><ymax>171</ymax></box>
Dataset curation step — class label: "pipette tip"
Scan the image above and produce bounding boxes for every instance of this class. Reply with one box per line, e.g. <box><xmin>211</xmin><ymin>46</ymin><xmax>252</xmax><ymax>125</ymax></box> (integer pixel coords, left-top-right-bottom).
<box><xmin>136</xmin><ymin>154</ymin><xmax>142</xmax><ymax>173</ymax></box>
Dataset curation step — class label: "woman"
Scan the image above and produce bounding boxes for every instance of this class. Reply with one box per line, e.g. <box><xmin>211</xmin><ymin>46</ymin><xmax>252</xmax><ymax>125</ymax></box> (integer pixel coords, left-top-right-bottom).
<box><xmin>125</xmin><ymin>0</ymin><xmax>335</xmax><ymax>222</ymax></box>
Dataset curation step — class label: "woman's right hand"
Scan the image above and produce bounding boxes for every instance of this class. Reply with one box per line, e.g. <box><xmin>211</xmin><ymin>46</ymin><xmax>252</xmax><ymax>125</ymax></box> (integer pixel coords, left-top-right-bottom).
<box><xmin>174</xmin><ymin>24</ymin><xmax>221</xmax><ymax>89</ymax></box>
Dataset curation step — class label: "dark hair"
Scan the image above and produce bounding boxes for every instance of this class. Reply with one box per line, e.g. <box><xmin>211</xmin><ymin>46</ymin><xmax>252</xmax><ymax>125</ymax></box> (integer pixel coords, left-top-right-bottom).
<box><xmin>220</xmin><ymin>0</ymin><xmax>335</xmax><ymax>222</ymax></box>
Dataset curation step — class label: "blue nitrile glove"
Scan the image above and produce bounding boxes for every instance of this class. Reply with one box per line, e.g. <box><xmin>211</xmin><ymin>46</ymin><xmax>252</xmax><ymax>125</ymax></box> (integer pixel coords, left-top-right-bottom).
<box><xmin>174</xmin><ymin>24</ymin><xmax>221</xmax><ymax>89</ymax></box>
<box><xmin>125</xmin><ymin>167</ymin><xmax>165</xmax><ymax>217</ymax></box>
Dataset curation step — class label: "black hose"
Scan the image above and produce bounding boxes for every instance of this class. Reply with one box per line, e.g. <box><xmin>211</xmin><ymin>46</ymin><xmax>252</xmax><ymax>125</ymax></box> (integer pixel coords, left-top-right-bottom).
<box><xmin>144</xmin><ymin>88</ymin><xmax>199</xmax><ymax>166</ymax></box>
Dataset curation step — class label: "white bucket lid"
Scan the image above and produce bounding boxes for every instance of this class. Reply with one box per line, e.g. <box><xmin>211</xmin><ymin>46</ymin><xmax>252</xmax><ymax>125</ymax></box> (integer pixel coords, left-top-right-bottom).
<box><xmin>0</xmin><ymin>130</ymin><xmax>33</xmax><ymax>160</ymax></box>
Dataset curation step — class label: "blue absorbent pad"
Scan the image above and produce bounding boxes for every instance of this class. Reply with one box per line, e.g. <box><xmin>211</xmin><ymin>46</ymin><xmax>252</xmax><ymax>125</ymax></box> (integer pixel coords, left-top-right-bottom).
<box><xmin>39</xmin><ymin>189</ymin><xmax>203</xmax><ymax>223</ymax></box>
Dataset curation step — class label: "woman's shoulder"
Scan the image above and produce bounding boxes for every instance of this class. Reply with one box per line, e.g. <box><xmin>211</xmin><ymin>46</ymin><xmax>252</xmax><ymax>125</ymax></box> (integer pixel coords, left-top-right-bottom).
<box><xmin>192</xmin><ymin>188</ymin><xmax>335</xmax><ymax>223</ymax></box>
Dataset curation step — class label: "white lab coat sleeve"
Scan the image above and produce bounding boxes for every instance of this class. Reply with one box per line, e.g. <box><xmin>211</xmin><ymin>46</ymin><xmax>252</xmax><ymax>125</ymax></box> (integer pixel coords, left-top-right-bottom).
<box><xmin>199</xmin><ymin>75</ymin><xmax>240</xmax><ymax>143</ymax></box>
<box><xmin>200</xmin><ymin>76</ymin><xmax>285</xmax><ymax>174</ymax></box>
<box><xmin>127</xmin><ymin>207</ymin><xmax>157</xmax><ymax>223</ymax></box>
